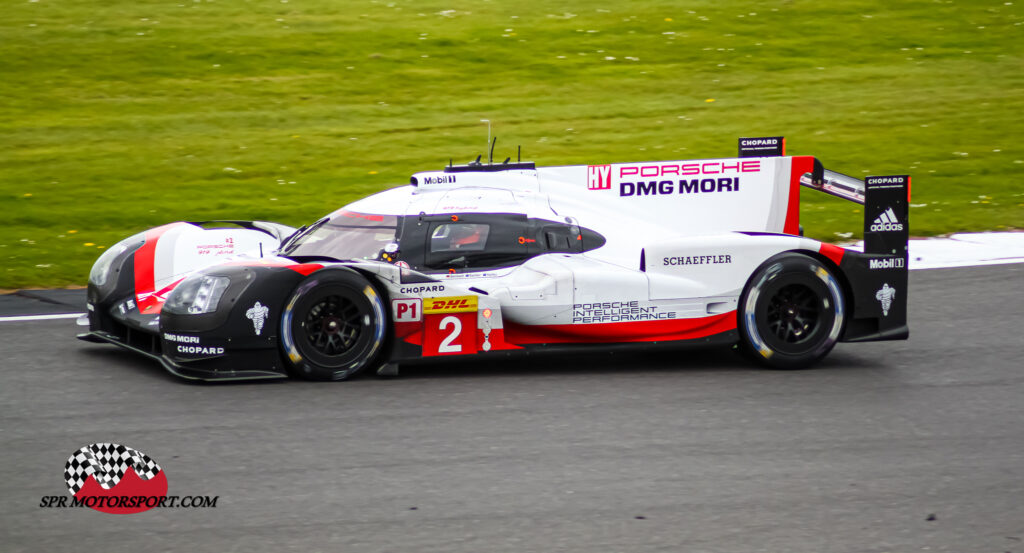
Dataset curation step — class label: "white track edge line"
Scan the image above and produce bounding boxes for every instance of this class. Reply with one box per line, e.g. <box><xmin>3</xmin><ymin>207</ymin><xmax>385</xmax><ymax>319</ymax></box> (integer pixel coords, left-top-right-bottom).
<box><xmin>0</xmin><ymin>313</ymin><xmax>85</xmax><ymax>322</ymax></box>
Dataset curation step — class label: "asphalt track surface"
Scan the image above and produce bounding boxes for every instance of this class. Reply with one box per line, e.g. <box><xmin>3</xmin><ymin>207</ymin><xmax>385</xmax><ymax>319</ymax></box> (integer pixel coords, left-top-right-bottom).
<box><xmin>2</xmin><ymin>264</ymin><xmax>1022</xmax><ymax>553</ymax></box>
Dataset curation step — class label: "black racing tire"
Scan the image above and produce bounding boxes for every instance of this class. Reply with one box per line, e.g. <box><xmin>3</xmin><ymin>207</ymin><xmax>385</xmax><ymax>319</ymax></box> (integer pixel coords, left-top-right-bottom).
<box><xmin>737</xmin><ymin>253</ymin><xmax>846</xmax><ymax>369</ymax></box>
<box><xmin>279</xmin><ymin>270</ymin><xmax>388</xmax><ymax>381</ymax></box>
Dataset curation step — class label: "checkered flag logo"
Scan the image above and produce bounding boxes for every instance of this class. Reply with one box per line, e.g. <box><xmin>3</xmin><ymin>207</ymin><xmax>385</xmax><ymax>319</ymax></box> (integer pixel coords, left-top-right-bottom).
<box><xmin>64</xmin><ymin>443</ymin><xmax>163</xmax><ymax>495</ymax></box>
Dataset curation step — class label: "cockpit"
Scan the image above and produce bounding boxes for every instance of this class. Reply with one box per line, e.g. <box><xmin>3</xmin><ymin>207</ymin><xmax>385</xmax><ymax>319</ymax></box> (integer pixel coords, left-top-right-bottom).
<box><xmin>281</xmin><ymin>208</ymin><xmax>605</xmax><ymax>274</ymax></box>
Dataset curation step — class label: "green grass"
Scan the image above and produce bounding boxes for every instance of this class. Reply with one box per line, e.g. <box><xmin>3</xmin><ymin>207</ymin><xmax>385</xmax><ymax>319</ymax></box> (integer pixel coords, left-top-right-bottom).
<box><xmin>2</xmin><ymin>0</ymin><xmax>1022</xmax><ymax>288</ymax></box>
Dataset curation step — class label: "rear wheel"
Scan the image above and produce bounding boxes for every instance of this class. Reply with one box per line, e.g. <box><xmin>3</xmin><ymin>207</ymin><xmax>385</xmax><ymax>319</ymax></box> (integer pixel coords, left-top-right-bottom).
<box><xmin>280</xmin><ymin>270</ymin><xmax>387</xmax><ymax>381</ymax></box>
<box><xmin>738</xmin><ymin>253</ymin><xmax>846</xmax><ymax>369</ymax></box>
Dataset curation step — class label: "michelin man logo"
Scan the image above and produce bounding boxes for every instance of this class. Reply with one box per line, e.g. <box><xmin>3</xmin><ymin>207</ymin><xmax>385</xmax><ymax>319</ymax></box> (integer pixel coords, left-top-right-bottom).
<box><xmin>875</xmin><ymin>283</ymin><xmax>896</xmax><ymax>316</ymax></box>
<box><xmin>246</xmin><ymin>301</ymin><xmax>269</xmax><ymax>335</ymax></box>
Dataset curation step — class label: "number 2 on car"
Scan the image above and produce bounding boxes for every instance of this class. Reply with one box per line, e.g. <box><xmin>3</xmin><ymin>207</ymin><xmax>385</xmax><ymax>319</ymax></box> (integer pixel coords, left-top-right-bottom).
<box><xmin>421</xmin><ymin>296</ymin><xmax>478</xmax><ymax>356</ymax></box>
<box><xmin>423</xmin><ymin>312</ymin><xmax>477</xmax><ymax>355</ymax></box>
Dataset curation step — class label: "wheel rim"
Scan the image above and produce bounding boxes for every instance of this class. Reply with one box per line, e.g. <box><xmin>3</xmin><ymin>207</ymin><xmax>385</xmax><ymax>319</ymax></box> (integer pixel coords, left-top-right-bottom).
<box><xmin>303</xmin><ymin>294</ymin><xmax>362</xmax><ymax>356</ymax></box>
<box><xmin>764</xmin><ymin>283</ymin><xmax>820</xmax><ymax>344</ymax></box>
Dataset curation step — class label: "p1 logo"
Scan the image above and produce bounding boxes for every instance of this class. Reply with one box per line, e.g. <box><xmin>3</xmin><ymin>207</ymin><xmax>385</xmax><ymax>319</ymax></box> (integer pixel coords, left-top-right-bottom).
<box><xmin>392</xmin><ymin>298</ymin><xmax>422</xmax><ymax>322</ymax></box>
<box><xmin>64</xmin><ymin>443</ymin><xmax>168</xmax><ymax>514</ymax></box>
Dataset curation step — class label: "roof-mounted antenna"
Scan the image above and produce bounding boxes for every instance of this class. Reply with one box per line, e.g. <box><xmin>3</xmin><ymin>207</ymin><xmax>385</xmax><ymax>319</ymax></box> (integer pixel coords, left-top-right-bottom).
<box><xmin>518</xmin><ymin>145</ymin><xmax>521</xmax><ymax>162</ymax></box>
<box><xmin>471</xmin><ymin>154</ymin><xmax>482</xmax><ymax>166</ymax></box>
<box><xmin>503</xmin><ymin>157</ymin><xmax>511</xmax><ymax>164</ymax></box>
<box><xmin>480</xmin><ymin>119</ymin><xmax>491</xmax><ymax>149</ymax></box>
<box><xmin>489</xmin><ymin>137</ymin><xmax>497</xmax><ymax>164</ymax></box>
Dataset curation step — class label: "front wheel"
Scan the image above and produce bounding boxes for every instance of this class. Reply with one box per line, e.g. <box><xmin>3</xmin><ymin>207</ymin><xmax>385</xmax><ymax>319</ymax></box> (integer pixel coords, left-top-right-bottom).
<box><xmin>280</xmin><ymin>270</ymin><xmax>388</xmax><ymax>381</ymax></box>
<box><xmin>738</xmin><ymin>253</ymin><xmax>846</xmax><ymax>369</ymax></box>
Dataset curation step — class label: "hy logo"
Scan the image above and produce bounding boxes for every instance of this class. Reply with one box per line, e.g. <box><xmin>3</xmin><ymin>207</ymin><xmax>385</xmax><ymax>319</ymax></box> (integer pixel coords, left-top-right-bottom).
<box><xmin>246</xmin><ymin>301</ymin><xmax>269</xmax><ymax>335</ymax></box>
<box><xmin>64</xmin><ymin>443</ymin><xmax>168</xmax><ymax>514</ymax></box>
<box><xmin>870</xmin><ymin>207</ymin><xmax>904</xmax><ymax>232</ymax></box>
<box><xmin>587</xmin><ymin>165</ymin><xmax>612</xmax><ymax>190</ymax></box>
<box><xmin>875</xmin><ymin>283</ymin><xmax>896</xmax><ymax>316</ymax></box>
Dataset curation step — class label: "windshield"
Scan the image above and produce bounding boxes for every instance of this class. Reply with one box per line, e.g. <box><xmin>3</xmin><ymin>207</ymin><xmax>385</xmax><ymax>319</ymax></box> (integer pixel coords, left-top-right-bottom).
<box><xmin>282</xmin><ymin>211</ymin><xmax>398</xmax><ymax>261</ymax></box>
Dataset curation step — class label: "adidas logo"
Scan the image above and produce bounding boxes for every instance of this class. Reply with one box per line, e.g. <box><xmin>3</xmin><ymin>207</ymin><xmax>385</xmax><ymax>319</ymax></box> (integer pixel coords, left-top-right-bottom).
<box><xmin>870</xmin><ymin>207</ymin><xmax>904</xmax><ymax>232</ymax></box>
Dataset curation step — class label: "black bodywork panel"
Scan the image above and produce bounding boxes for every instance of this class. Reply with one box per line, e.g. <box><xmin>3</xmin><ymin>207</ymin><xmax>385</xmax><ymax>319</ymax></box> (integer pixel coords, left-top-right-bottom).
<box><xmin>82</xmin><ymin>260</ymin><xmax>308</xmax><ymax>380</ymax></box>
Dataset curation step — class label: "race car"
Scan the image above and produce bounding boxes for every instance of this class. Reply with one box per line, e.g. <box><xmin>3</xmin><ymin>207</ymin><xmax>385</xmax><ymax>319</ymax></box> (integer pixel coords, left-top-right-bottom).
<box><xmin>79</xmin><ymin>137</ymin><xmax>910</xmax><ymax>381</ymax></box>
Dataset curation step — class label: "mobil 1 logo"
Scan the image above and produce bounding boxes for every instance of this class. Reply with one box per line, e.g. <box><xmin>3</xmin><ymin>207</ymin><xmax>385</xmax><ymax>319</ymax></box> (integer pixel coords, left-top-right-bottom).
<box><xmin>868</xmin><ymin>257</ymin><xmax>905</xmax><ymax>270</ymax></box>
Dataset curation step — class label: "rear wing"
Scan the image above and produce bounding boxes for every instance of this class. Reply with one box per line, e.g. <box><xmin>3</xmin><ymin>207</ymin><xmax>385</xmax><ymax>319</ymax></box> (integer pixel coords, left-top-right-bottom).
<box><xmin>801</xmin><ymin>165</ymin><xmax>911</xmax><ymax>259</ymax></box>
<box><xmin>740</xmin><ymin>136</ymin><xmax>870</xmax><ymax>204</ymax></box>
<box><xmin>800</xmin><ymin>166</ymin><xmax>866</xmax><ymax>204</ymax></box>
<box><xmin>799</xmin><ymin>166</ymin><xmax>910</xmax><ymax>258</ymax></box>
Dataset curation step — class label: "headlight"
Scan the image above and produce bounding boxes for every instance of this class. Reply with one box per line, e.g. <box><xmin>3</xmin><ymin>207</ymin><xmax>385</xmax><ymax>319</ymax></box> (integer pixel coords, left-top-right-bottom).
<box><xmin>163</xmin><ymin>274</ymin><xmax>231</xmax><ymax>315</ymax></box>
<box><xmin>89</xmin><ymin>232</ymin><xmax>146</xmax><ymax>287</ymax></box>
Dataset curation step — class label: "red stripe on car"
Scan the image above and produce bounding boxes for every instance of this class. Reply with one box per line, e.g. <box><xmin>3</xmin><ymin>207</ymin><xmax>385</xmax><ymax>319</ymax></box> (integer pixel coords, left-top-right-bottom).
<box><xmin>216</xmin><ymin>260</ymin><xmax>323</xmax><ymax>275</ymax></box>
<box><xmin>287</xmin><ymin>263</ymin><xmax>323</xmax><ymax>276</ymax></box>
<box><xmin>785</xmin><ymin>156</ymin><xmax>816</xmax><ymax>236</ymax></box>
<box><xmin>503</xmin><ymin>312</ymin><xmax>737</xmax><ymax>345</ymax></box>
<box><xmin>134</xmin><ymin>223</ymin><xmax>188</xmax><ymax>314</ymax></box>
<box><xmin>818</xmin><ymin>242</ymin><xmax>846</xmax><ymax>266</ymax></box>
<box><xmin>340</xmin><ymin>211</ymin><xmax>384</xmax><ymax>222</ymax></box>
<box><xmin>477</xmin><ymin>327</ymin><xmax>522</xmax><ymax>351</ymax></box>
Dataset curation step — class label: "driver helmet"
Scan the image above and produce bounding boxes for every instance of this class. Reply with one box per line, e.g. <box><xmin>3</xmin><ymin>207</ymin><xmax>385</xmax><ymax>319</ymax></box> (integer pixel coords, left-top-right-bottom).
<box><xmin>451</xmin><ymin>224</ymin><xmax>483</xmax><ymax>248</ymax></box>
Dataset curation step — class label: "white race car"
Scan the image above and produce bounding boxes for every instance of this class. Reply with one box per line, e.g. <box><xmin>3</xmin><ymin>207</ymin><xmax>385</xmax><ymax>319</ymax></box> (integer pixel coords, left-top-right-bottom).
<box><xmin>80</xmin><ymin>137</ymin><xmax>910</xmax><ymax>380</ymax></box>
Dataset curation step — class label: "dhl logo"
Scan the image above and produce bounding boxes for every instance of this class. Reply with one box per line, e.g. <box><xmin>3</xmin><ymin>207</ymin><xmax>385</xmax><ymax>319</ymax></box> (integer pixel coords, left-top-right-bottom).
<box><xmin>423</xmin><ymin>296</ymin><xmax>478</xmax><ymax>314</ymax></box>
